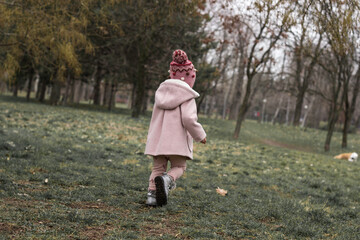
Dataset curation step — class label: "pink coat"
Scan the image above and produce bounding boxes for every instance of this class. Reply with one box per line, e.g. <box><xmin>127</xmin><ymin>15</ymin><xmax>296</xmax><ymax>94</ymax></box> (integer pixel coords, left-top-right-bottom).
<box><xmin>145</xmin><ymin>79</ymin><xmax>206</xmax><ymax>159</ymax></box>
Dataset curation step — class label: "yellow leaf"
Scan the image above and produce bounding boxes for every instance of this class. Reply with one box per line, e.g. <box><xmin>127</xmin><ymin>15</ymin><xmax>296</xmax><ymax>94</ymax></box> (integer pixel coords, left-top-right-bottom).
<box><xmin>216</xmin><ymin>187</ymin><xmax>228</xmax><ymax>196</ymax></box>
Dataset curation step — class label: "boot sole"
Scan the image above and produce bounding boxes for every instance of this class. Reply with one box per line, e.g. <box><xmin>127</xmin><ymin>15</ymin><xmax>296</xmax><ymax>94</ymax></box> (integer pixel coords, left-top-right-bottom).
<box><xmin>146</xmin><ymin>202</ymin><xmax>157</xmax><ymax>207</ymax></box>
<box><xmin>155</xmin><ymin>176</ymin><xmax>167</xmax><ymax>206</ymax></box>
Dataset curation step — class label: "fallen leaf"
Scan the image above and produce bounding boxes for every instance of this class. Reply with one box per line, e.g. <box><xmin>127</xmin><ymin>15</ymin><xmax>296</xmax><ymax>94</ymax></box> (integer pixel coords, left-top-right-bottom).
<box><xmin>216</xmin><ymin>187</ymin><xmax>228</xmax><ymax>196</ymax></box>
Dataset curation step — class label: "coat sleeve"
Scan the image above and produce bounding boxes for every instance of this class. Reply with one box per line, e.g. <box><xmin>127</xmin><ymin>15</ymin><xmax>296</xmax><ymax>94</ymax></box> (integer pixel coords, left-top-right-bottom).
<box><xmin>180</xmin><ymin>99</ymin><xmax>206</xmax><ymax>142</ymax></box>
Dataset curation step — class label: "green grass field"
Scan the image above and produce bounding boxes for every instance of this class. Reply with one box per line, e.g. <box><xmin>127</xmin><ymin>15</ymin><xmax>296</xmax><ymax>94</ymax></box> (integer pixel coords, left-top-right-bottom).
<box><xmin>0</xmin><ymin>95</ymin><xmax>359</xmax><ymax>239</ymax></box>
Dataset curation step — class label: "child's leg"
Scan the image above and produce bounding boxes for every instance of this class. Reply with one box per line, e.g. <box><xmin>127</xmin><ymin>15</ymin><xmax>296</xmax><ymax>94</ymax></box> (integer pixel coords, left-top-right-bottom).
<box><xmin>148</xmin><ymin>155</ymin><xmax>168</xmax><ymax>191</ymax></box>
<box><xmin>167</xmin><ymin>155</ymin><xmax>187</xmax><ymax>182</ymax></box>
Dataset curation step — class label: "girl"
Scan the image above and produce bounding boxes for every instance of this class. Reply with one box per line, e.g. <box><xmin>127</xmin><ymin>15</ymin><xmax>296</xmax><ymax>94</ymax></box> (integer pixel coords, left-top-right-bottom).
<box><xmin>144</xmin><ymin>49</ymin><xmax>207</xmax><ymax>207</ymax></box>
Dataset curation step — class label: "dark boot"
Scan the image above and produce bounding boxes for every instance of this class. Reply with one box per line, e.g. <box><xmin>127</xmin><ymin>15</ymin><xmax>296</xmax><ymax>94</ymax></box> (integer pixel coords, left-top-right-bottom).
<box><xmin>154</xmin><ymin>173</ymin><xmax>175</xmax><ymax>206</ymax></box>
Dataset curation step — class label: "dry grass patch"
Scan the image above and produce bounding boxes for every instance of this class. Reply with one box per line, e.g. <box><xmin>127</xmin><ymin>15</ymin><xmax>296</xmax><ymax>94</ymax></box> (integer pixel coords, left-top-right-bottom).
<box><xmin>0</xmin><ymin>222</ymin><xmax>25</xmax><ymax>236</ymax></box>
<box><xmin>141</xmin><ymin>214</ymin><xmax>184</xmax><ymax>238</ymax></box>
<box><xmin>258</xmin><ymin>139</ymin><xmax>313</xmax><ymax>153</ymax></box>
<box><xmin>66</xmin><ymin>201</ymin><xmax>118</xmax><ymax>211</ymax></box>
<box><xmin>78</xmin><ymin>223</ymin><xmax>115</xmax><ymax>240</ymax></box>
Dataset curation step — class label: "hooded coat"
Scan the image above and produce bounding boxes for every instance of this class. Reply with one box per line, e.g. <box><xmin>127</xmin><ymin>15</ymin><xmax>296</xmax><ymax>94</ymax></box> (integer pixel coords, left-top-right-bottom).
<box><xmin>144</xmin><ymin>79</ymin><xmax>206</xmax><ymax>159</ymax></box>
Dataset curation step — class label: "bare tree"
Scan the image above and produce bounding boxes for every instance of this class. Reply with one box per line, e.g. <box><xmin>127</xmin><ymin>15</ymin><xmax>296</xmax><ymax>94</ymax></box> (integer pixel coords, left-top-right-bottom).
<box><xmin>232</xmin><ymin>0</ymin><xmax>295</xmax><ymax>139</ymax></box>
<box><xmin>271</xmin><ymin>53</ymin><xmax>287</xmax><ymax>124</ymax></box>
<box><xmin>342</xmin><ymin>63</ymin><xmax>360</xmax><ymax>147</ymax></box>
<box><xmin>290</xmin><ymin>0</ymin><xmax>324</xmax><ymax>126</ymax></box>
<box><xmin>316</xmin><ymin>0</ymin><xmax>359</xmax><ymax>151</ymax></box>
<box><xmin>228</xmin><ymin>28</ymin><xmax>250</xmax><ymax>120</ymax></box>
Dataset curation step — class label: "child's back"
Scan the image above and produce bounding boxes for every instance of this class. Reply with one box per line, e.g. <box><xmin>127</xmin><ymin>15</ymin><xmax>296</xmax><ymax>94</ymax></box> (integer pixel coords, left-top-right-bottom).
<box><xmin>144</xmin><ymin>49</ymin><xmax>206</xmax><ymax>207</ymax></box>
<box><xmin>145</xmin><ymin>79</ymin><xmax>205</xmax><ymax>160</ymax></box>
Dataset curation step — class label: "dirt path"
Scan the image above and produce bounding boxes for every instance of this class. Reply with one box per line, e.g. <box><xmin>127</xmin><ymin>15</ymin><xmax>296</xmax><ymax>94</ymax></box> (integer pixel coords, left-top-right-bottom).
<box><xmin>258</xmin><ymin>138</ymin><xmax>314</xmax><ymax>153</ymax></box>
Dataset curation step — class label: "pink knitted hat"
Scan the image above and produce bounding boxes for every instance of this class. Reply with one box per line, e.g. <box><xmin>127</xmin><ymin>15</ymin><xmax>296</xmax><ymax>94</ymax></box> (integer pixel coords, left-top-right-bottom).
<box><xmin>169</xmin><ymin>49</ymin><xmax>196</xmax><ymax>88</ymax></box>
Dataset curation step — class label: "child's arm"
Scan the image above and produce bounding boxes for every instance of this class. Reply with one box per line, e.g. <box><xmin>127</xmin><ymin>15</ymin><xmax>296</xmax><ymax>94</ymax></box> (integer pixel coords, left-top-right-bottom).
<box><xmin>180</xmin><ymin>99</ymin><xmax>206</xmax><ymax>143</ymax></box>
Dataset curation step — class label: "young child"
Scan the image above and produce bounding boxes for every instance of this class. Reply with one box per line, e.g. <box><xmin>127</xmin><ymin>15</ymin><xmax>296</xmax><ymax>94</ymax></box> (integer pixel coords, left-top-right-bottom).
<box><xmin>144</xmin><ymin>49</ymin><xmax>207</xmax><ymax>207</ymax></box>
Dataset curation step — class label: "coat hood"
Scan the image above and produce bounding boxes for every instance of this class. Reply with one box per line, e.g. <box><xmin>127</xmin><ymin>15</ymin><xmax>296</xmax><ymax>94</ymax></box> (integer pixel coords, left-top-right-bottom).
<box><xmin>155</xmin><ymin>79</ymin><xmax>200</xmax><ymax>110</ymax></box>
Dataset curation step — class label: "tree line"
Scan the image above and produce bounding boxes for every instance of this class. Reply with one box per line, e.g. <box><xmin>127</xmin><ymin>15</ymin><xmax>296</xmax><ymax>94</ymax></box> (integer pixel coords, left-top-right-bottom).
<box><xmin>0</xmin><ymin>0</ymin><xmax>215</xmax><ymax>113</ymax></box>
<box><xmin>1</xmin><ymin>0</ymin><xmax>360</xmax><ymax>151</ymax></box>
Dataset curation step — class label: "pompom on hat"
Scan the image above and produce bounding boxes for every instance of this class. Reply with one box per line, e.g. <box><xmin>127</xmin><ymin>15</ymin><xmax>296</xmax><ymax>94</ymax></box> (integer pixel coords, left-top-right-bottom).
<box><xmin>169</xmin><ymin>49</ymin><xmax>197</xmax><ymax>88</ymax></box>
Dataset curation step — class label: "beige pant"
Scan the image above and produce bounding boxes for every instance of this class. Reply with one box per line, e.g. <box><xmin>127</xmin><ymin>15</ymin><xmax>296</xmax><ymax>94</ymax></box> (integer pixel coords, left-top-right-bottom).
<box><xmin>148</xmin><ymin>155</ymin><xmax>187</xmax><ymax>191</ymax></box>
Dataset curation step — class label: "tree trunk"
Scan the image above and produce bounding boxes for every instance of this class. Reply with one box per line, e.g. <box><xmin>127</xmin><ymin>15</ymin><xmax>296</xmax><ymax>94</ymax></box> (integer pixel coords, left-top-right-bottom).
<box><xmin>108</xmin><ymin>79</ymin><xmax>117</xmax><ymax>111</ymax></box>
<box><xmin>207</xmin><ymin>96</ymin><xmax>214</xmax><ymax>117</ymax></box>
<box><xmin>293</xmin><ymin>90</ymin><xmax>306</xmax><ymax>126</ymax></box>
<box><xmin>342</xmin><ymin>72</ymin><xmax>360</xmax><ymax>148</ymax></box>
<box><xmin>132</xmin><ymin>63</ymin><xmax>145</xmax><ymax>117</ymax></box>
<box><xmin>228</xmin><ymin>56</ymin><xmax>245</xmax><ymax>120</ymax></box>
<box><xmin>228</xmin><ymin>78</ymin><xmax>241</xmax><ymax>121</ymax></box>
<box><xmin>196</xmin><ymin>94</ymin><xmax>206</xmax><ymax>114</ymax></box>
<box><xmin>79</xmin><ymin>81</ymin><xmax>86</xmax><ymax>103</ymax></box>
<box><xmin>272</xmin><ymin>54</ymin><xmax>287</xmax><ymax>125</ymax></box>
<box><xmin>325</xmin><ymin>108</ymin><xmax>339</xmax><ymax>151</ymax></box>
<box><xmin>93</xmin><ymin>64</ymin><xmax>102</xmax><ymax>105</ymax></box>
<box><xmin>68</xmin><ymin>78</ymin><xmax>75</xmax><ymax>104</ymax></box>
<box><xmin>228</xmin><ymin>94</ymin><xmax>242</xmax><ymax>120</ymax></box>
<box><xmin>285</xmin><ymin>96</ymin><xmax>291</xmax><ymax>125</ymax></box>
<box><xmin>26</xmin><ymin>76</ymin><xmax>33</xmax><ymax>101</ymax></box>
<box><xmin>293</xmin><ymin>34</ymin><xmax>321</xmax><ymax>126</ymax></box>
<box><xmin>62</xmin><ymin>71</ymin><xmax>71</xmax><ymax>105</ymax></box>
<box><xmin>233</xmin><ymin>77</ymin><xmax>252</xmax><ymax>139</ymax></box>
<box><xmin>13</xmin><ymin>55</ymin><xmax>26</xmax><ymax>97</ymax></box>
<box><xmin>84</xmin><ymin>82</ymin><xmax>89</xmax><ymax>101</ymax></box>
<box><xmin>271</xmin><ymin>96</ymin><xmax>283</xmax><ymax>124</ymax></box>
<box><xmin>222</xmin><ymin>92</ymin><xmax>228</xmax><ymax>119</ymax></box>
<box><xmin>74</xmin><ymin>81</ymin><xmax>82</xmax><ymax>104</ymax></box>
<box><xmin>141</xmin><ymin>87</ymin><xmax>148</xmax><ymax>114</ymax></box>
<box><xmin>301</xmin><ymin>97</ymin><xmax>314</xmax><ymax>128</ymax></box>
<box><xmin>261</xmin><ymin>100</ymin><xmax>267</xmax><ymax>123</ymax></box>
<box><xmin>26</xmin><ymin>67</ymin><xmax>35</xmax><ymax>101</ymax></box>
<box><xmin>311</xmin><ymin>100</ymin><xmax>322</xmax><ymax>129</ymax></box>
<box><xmin>130</xmin><ymin>83</ymin><xmax>136</xmax><ymax>109</ymax></box>
<box><xmin>342</xmin><ymin>100</ymin><xmax>350</xmax><ymax>148</ymax></box>
<box><xmin>233</xmin><ymin>100</ymin><xmax>249</xmax><ymax>139</ymax></box>
<box><xmin>36</xmin><ymin>77</ymin><xmax>42</xmax><ymax>100</ymax></box>
<box><xmin>292</xmin><ymin>31</ymin><xmax>305</xmax><ymax>126</ymax></box>
<box><xmin>324</xmin><ymin>74</ymin><xmax>347</xmax><ymax>152</ymax></box>
<box><xmin>356</xmin><ymin>115</ymin><xmax>360</xmax><ymax>129</ymax></box>
<box><xmin>103</xmin><ymin>79</ymin><xmax>110</xmax><ymax>106</ymax></box>
<box><xmin>12</xmin><ymin>79</ymin><xmax>19</xmax><ymax>97</ymax></box>
<box><xmin>233</xmin><ymin>60</ymin><xmax>270</xmax><ymax>138</ymax></box>
<box><xmin>325</xmin><ymin>75</ymin><xmax>345</xmax><ymax>152</ymax></box>
<box><xmin>222</xmin><ymin>59</ymin><xmax>237</xmax><ymax>119</ymax></box>
<box><xmin>39</xmin><ymin>77</ymin><xmax>48</xmax><ymax>102</ymax></box>
<box><xmin>204</xmin><ymin>96</ymin><xmax>210</xmax><ymax>115</ymax></box>
<box><xmin>49</xmin><ymin>80</ymin><xmax>61</xmax><ymax>105</ymax></box>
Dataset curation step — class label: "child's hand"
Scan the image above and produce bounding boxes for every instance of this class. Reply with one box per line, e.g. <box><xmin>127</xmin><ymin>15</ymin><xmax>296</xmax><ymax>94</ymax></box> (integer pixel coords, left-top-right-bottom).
<box><xmin>200</xmin><ymin>138</ymin><xmax>207</xmax><ymax>144</ymax></box>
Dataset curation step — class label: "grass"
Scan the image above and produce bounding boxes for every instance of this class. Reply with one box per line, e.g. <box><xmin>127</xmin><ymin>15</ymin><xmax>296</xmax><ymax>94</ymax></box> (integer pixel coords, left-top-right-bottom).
<box><xmin>0</xmin><ymin>95</ymin><xmax>359</xmax><ymax>239</ymax></box>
